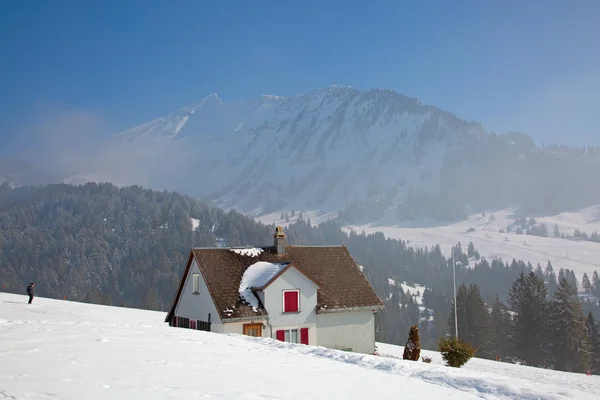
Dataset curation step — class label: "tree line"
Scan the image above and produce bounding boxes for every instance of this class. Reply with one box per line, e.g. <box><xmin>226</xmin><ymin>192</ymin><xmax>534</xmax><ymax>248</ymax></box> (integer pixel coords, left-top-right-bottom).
<box><xmin>444</xmin><ymin>272</ymin><xmax>600</xmax><ymax>374</ymax></box>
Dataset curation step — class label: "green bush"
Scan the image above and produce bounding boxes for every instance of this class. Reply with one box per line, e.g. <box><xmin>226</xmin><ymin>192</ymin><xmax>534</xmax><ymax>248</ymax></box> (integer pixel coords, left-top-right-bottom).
<box><xmin>438</xmin><ymin>337</ymin><xmax>477</xmax><ymax>368</ymax></box>
<box><xmin>421</xmin><ymin>356</ymin><xmax>432</xmax><ymax>363</ymax></box>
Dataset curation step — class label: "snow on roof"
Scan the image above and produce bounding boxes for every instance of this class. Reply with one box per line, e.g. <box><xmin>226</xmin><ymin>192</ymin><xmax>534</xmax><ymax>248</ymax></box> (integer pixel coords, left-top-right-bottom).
<box><xmin>230</xmin><ymin>247</ymin><xmax>264</xmax><ymax>257</ymax></box>
<box><xmin>239</xmin><ymin>261</ymin><xmax>288</xmax><ymax>311</ymax></box>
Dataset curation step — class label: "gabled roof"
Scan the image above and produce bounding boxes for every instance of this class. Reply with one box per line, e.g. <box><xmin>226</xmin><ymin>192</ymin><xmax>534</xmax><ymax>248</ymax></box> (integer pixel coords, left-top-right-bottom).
<box><xmin>254</xmin><ymin>262</ymin><xmax>321</xmax><ymax>291</ymax></box>
<box><xmin>165</xmin><ymin>245</ymin><xmax>384</xmax><ymax>323</ymax></box>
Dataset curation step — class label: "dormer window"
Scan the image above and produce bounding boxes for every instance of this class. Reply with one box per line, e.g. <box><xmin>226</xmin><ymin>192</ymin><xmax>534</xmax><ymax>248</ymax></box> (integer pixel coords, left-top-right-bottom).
<box><xmin>283</xmin><ymin>290</ymin><xmax>299</xmax><ymax>313</ymax></box>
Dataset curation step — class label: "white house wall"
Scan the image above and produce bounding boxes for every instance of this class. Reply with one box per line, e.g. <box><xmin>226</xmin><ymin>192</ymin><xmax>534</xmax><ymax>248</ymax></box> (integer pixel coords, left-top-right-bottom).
<box><xmin>175</xmin><ymin>259</ymin><xmax>222</xmax><ymax>330</ymax></box>
<box><xmin>262</xmin><ymin>266</ymin><xmax>318</xmax><ymax>344</ymax></box>
<box><xmin>316</xmin><ymin>310</ymin><xmax>376</xmax><ymax>354</ymax></box>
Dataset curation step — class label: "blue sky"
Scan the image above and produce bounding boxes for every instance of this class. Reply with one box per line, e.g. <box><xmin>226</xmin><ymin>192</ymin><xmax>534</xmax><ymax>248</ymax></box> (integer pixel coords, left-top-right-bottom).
<box><xmin>1</xmin><ymin>0</ymin><xmax>600</xmax><ymax>155</ymax></box>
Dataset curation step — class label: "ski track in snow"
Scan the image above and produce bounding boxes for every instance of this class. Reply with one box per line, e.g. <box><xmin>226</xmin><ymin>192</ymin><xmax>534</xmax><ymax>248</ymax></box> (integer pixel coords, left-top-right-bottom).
<box><xmin>1</xmin><ymin>293</ymin><xmax>599</xmax><ymax>400</ymax></box>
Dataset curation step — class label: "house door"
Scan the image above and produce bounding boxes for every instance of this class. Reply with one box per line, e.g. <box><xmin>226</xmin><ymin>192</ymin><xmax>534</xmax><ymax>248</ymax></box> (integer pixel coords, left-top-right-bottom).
<box><xmin>243</xmin><ymin>323</ymin><xmax>262</xmax><ymax>337</ymax></box>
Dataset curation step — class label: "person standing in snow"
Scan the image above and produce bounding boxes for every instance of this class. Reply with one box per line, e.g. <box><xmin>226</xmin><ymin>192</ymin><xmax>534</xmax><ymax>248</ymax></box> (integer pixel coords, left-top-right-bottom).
<box><xmin>26</xmin><ymin>282</ymin><xmax>35</xmax><ymax>304</ymax></box>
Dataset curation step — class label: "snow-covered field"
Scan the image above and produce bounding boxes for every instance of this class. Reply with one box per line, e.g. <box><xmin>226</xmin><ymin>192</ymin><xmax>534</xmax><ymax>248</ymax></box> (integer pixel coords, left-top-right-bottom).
<box><xmin>254</xmin><ymin>206</ymin><xmax>600</xmax><ymax>283</ymax></box>
<box><xmin>1</xmin><ymin>293</ymin><xmax>599</xmax><ymax>399</ymax></box>
<box><xmin>257</xmin><ymin>209</ymin><xmax>339</xmax><ymax>227</ymax></box>
<box><xmin>347</xmin><ymin>207</ymin><xmax>600</xmax><ymax>283</ymax></box>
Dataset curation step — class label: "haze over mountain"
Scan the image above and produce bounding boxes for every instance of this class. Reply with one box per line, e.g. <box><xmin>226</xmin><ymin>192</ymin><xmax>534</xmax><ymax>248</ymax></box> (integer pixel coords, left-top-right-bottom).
<box><xmin>0</xmin><ymin>157</ymin><xmax>60</xmax><ymax>187</ymax></box>
<box><xmin>58</xmin><ymin>86</ymin><xmax>600</xmax><ymax>225</ymax></box>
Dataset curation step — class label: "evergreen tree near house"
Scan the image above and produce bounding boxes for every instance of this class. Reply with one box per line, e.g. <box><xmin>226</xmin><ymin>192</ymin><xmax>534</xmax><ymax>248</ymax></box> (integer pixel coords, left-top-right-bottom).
<box><xmin>549</xmin><ymin>278</ymin><xmax>590</xmax><ymax>373</ymax></box>
<box><xmin>448</xmin><ymin>283</ymin><xmax>494</xmax><ymax>358</ymax></box>
<box><xmin>438</xmin><ymin>336</ymin><xmax>477</xmax><ymax>368</ymax></box>
<box><xmin>490</xmin><ymin>294</ymin><xmax>512</xmax><ymax>361</ymax></box>
<box><xmin>508</xmin><ymin>272</ymin><xmax>551</xmax><ymax>367</ymax></box>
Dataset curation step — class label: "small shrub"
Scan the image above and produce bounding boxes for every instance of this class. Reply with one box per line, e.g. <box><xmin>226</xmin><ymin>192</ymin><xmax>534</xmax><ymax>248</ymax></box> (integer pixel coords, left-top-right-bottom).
<box><xmin>402</xmin><ymin>325</ymin><xmax>421</xmax><ymax>361</ymax></box>
<box><xmin>438</xmin><ymin>337</ymin><xmax>476</xmax><ymax>368</ymax></box>
<box><xmin>422</xmin><ymin>356</ymin><xmax>432</xmax><ymax>363</ymax></box>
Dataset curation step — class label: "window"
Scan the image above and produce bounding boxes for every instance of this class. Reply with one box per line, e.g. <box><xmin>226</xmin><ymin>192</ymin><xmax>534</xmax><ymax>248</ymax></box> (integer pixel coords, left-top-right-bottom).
<box><xmin>192</xmin><ymin>273</ymin><xmax>200</xmax><ymax>294</ymax></box>
<box><xmin>276</xmin><ymin>328</ymin><xmax>309</xmax><ymax>345</ymax></box>
<box><xmin>276</xmin><ymin>329</ymin><xmax>298</xmax><ymax>343</ymax></box>
<box><xmin>283</xmin><ymin>290</ymin><xmax>299</xmax><ymax>312</ymax></box>
<box><xmin>285</xmin><ymin>329</ymin><xmax>298</xmax><ymax>343</ymax></box>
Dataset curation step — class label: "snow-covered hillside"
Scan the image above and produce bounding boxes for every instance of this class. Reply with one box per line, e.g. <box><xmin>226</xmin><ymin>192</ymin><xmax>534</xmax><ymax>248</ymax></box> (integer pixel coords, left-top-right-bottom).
<box><xmin>375</xmin><ymin>342</ymin><xmax>600</xmax><ymax>399</ymax></box>
<box><xmin>1</xmin><ymin>293</ymin><xmax>598</xmax><ymax>400</ymax></box>
<box><xmin>348</xmin><ymin>207</ymin><xmax>600</xmax><ymax>282</ymax></box>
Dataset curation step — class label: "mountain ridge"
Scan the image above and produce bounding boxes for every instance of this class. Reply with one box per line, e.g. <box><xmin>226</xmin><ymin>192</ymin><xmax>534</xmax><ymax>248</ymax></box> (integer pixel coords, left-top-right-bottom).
<box><xmin>60</xmin><ymin>85</ymin><xmax>600</xmax><ymax>224</ymax></box>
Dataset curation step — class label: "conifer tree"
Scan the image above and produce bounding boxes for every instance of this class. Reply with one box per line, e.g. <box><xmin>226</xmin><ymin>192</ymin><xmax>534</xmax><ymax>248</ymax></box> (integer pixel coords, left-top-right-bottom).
<box><xmin>586</xmin><ymin>312</ymin><xmax>600</xmax><ymax>374</ymax></box>
<box><xmin>582</xmin><ymin>273</ymin><xmax>592</xmax><ymax>293</ymax></box>
<box><xmin>545</xmin><ymin>261</ymin><xmax>558</xmax><ymax>294</ymax></box>
<box><xmin>567</xmin><ymin>270</ymin><xmax>578</xmax><ymax>292</ymax></box>
<box><xmin>448</xmin><ymin>283</ymin><xmax>493</xmax><ymax>359</ymax></box>
<box><xmin>490</xmin><ymin>294</ymin><xmax>511</xmax><ymax>360</ymax></box>
<box><xmin>549</xmin><ymin>278</ymin><xmax>589</xmax><ymax>373</ymax></box>
<box><xmin>592</xmin><ymin>271</ymin><xmax>600</xmax><ymax>298</ymax></box>
<box><xmin>468</xmin><ymin>242</ymin><xmax>475</xmax><ymax>258</ymax></box>
<box><xmin>508</xmin><ymin>272</ymin><xmax>550</xmax><ymax>367</ymax></box>
<box><xmin>448</xmin><ymin>284</ymin><xmax>468</xmax><ymax>339</ymax></box>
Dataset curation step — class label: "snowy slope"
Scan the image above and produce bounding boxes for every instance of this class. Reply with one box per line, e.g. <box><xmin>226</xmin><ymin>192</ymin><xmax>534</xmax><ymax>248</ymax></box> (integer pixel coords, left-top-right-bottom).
<box><xmin>348</xmin><ymin>207</ymin><xmax>600</xmax><ymax>282</ymax></box>
<box><xmin>1</xmin><ymin>293</ymin><xmax>599</xmax><ymax>400</ymax></box>
<box><xmin>375</xmin><ymin>342</ymin><xmax>600</xmax><ymax>399</ymax></box>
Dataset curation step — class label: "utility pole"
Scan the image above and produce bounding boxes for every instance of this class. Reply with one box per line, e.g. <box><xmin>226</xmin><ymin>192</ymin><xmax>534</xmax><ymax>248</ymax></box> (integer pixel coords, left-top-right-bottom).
<box><xmin>452</xmin><ymin>246</ymin><xmax>458</xmax><ymax>339</ymax></box>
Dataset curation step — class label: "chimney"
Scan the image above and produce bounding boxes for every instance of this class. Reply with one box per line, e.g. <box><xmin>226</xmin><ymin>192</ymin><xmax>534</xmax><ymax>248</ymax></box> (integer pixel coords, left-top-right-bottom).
<box><xmin>274</xmin><ymin>226</ymin><xmax>287</xmax><ymax>254</ymax></box>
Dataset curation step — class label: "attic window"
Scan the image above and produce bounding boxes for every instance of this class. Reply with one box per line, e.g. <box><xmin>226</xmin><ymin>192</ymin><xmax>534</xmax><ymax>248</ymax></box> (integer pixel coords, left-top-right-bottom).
<box><xmin>192</xmin><ymin>273</ymin><xmax>200</xmax><ymax>294</ymax></box>
<box><xmin>283</xmin><ymin>290</ymin><xmax>299</xmax><ymax>313</ymax></box>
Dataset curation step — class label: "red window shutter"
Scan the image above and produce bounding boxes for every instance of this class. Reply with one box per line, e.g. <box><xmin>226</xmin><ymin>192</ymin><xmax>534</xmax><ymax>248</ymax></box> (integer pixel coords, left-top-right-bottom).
<box><xmin>284</xmin><ymin>291</ymin><xmax>299</xmax><ymax>312</ymax></box>
<box><xmin>300</xmin><ymin>328</ymin><xmax>309</xmax><ymax>345</ymax></box>
<box><xmin>276</xmin><ymin>330</ymin><xmax>285</xmax><ymax>341</ymax></box>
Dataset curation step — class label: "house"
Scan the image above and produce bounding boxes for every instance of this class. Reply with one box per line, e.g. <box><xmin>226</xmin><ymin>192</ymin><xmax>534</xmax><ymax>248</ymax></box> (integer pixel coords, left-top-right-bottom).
<box><xmin>164</xmin><ymin>226</ymin><xmax>385</xmax><ymax>354</ymax></box>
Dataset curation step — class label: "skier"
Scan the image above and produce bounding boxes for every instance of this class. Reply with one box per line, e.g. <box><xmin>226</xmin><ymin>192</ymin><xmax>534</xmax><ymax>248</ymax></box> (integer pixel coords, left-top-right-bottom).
<box><xmin>26</xmin><ymin>282</ymin><xmax>35</xmax><ymax>304</ymax></box>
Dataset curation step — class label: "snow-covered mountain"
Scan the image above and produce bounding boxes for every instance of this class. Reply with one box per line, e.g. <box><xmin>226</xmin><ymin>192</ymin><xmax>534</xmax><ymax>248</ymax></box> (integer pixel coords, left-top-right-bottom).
<box><xmin>64</xmin><ymin>86</ymin><xmax>600</xmax><ymax>223</ymax></box>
